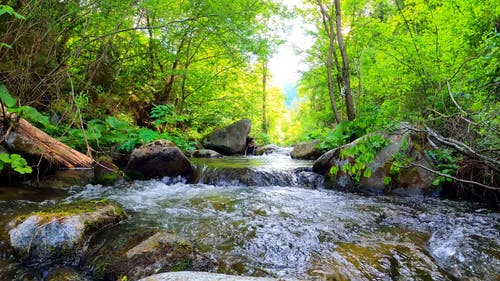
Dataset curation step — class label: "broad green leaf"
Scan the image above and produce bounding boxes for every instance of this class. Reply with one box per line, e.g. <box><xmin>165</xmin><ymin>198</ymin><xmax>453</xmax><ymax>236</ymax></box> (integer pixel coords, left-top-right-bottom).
<box><xmin>0</xmin><ymin>84</ymin><xmax>17</xmax><ymax>107</ymax></box>
<box><xmin>363</xmin><ymin>168</ymin><xmax>372</xmax><ymax>178</ymax></box>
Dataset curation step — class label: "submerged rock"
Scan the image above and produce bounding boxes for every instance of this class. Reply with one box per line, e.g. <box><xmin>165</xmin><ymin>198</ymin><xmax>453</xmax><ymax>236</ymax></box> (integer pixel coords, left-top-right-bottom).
<box><xmin>255</xmin><ymin>144</ymin><xmax>282</xmax><ymax>155</ymax></box>
<box><xmin>201</xmin><ymin>119</ymin><xmax>251</xmax><ymax>155</ymax></box>
<box><xmin>87</xmin><ymin>230</ymin><xmax>215</xmax><ymax>280</ymax></box>
<box><xmin>192</xmin><ymin>149</ymin><xmax>223</xmax><ymax>158</ymax></box>
<box><xmin>7</xmin><ymin>199</ymin><xmax>125</xmax><ymax>266</ymax></box>
<box><xmin>33</xmin><ymin>169</ymin><xmax>94</xmax><ymax>189</ymax></box>
<box><xmin>46</xmin><ymin>267</ymin><xmax>89</xmax><ymax>281</ymax></box>
<box><xmin>290</xmin><ymin>140</ymin><xmax>323</xmax><ymax>160</ymax></box>
<box><xmin>139</xmin><ymin>272</ymin><xmax>280</xmax><ymax>281</ymax></box>
<box><xmin>126</xmin><ymin>140</ymin><xmax>194</xmax><ymax>180</ymax></box>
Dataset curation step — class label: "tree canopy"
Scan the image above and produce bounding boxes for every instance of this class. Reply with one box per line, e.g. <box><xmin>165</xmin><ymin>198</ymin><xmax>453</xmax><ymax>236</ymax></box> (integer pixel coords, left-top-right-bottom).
<box><xmin>0</xmin><ymin>0</ymin><xmax>498</xmax><ymax>155</ymax></box>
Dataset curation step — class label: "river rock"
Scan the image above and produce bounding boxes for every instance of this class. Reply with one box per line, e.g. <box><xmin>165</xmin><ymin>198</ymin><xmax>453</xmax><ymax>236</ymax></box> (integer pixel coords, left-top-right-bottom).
<box><xmin>33</xmin><ymin>169</ymin><xmax>94</xmax><ymax>189</ymax></box>
<box><xmin>201</xmin><ymin>119</ymin><xmax>251</xmax><ymax>155</ymax></box>
<box><xmin>255</xmin><ymin>144</ymin><xmax>281</xmax><ymax>155</ymax></box>
<box><xmin>139</xmin><ymin>272</ymin><xmax>279</xmax><ymax>281</ymax></box>
<box><xmin>88</xmin><ymin>230</ymin><xmax>215</xmax><ymax>280</ymax></box>
<box><xmin>126</xmin><ymin>140</ymin><xmax>194</xmax><ymax>180</ymax></box>
<box><xmin>291</xmin><ymin>140</ymin><xmax>323</xmax><ymax>160</ymax></box>
<box><xmin>94</xmin><ymin>157</ymin><xmax>123</xmax><ymax>185</ymax></box>
<box><xmin>46</xmin><ymin>267</ymin><xmax>89</xmax><ymax>281</ymax></box>
<box><xmin>314</xmin><ymin>128</ymin><xmax>437</xmax><ymax>196</ymax></box>
<box><xmin>192</xmin><ymin>149</ymin><xmax>223</xmax><ymax>158</ymax></box>
<box><xmin>7</xmin><ymin>200</ymin><xmax>125</xmax><ymax>265</ymax></box>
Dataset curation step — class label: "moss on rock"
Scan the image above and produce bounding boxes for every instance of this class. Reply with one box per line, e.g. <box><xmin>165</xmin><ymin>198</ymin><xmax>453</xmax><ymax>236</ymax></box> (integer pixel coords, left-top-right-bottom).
<box><xmin>7</xmin><ymin>199</ymin><xmax>126</xmax><ymax>265</ymax></box>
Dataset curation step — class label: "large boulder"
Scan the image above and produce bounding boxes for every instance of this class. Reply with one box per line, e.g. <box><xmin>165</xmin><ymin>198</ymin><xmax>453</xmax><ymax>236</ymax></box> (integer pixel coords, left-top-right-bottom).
<box><xmin>7</xmin><ymin>199</ymin><xmax>125</xmax><ymax>265</ymax></box>
<box><xmin>201</xmin><ymin>119</ymin><xmax>251</xmax><ymax>155</ymax></box>
<box><xmin>291</xmin><ymin>140</ymin><xmax>323</xmax><ymax>160</ymax></box>
<box><xmin>313</xmin><ymin>127</ymin><xmax>437</xmax><ymax>196</ymax></box>
<box><xmin>126</xmin><ymin>140</ymin><xmax>194</xmax><ymax>180</ymax></box>
<box><xmin>139</xmin><ymin>272</ymin><xmax>279</xmax><ymax>281</ymax></box>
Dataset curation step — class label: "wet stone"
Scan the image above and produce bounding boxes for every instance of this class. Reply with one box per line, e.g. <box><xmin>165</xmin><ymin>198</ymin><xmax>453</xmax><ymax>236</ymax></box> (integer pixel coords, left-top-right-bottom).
<box><xmin>7</xmin><ymin>200</ymin><xmax>125</xmax><ymax>266</ymax></box>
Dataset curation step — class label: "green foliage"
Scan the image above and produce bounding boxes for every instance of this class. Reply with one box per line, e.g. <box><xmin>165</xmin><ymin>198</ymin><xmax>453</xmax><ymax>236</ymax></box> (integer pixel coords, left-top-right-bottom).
<box><xmin>0</xmin><ymin>84</ymin><xmax>56</xmax><ymax>132</ymax></box>
<box><xmin>0</xmin><ymin>5</ymin><xmax>24</xmax><ymax>49</ymax></box>
<box><xmin>317</xmin><ymin>116</ymin><xmax>377</xmax><ymax>150</ymax></box>
<box><xmin>330</xmin><ymin>165</ymin><xmax>339</xmax><ymax>176</ymax></box>
<box><xmin>58</xmin><ymin>114</ymin><xmax>195</xmax><ymax>153</ymax></box>
<box><xmin>253</xmin><ymin>131</ymin><xmax>270</xmax><ymax>145</ymax></box>
<box><xmin>0</xmin><ymin>5</ymin><xmax>24</xmax><ymax>19</ymax></box>
<box><xmin>0</xmin><ymin>153</ymin><xmax>32</xmax><ymax>174</ymax></box>
<box><xmin>0</xmin><ymin>84</ymin><xmax>16</xmax><ymax>107</ymax></box>
<box><xmin>427</xmin><ymin>148</ymin><xmax>461</xmax><ymax>186</ymax></box>
<box><xmin>338</xmin><ymin>134</ymin><xmax>390</xmax><ymax>182</ymax></box>
<box><xmin>383</xmin><ymin>176</ymin><xmax>392</xmax><ymax>185</ymax></box>
<box><xmin>150</xmin><ymin>104</ymin><xmax>189</xmax><ymax>131</ymax></box>
<box><xmin>294</xmin><ymin>0</ymin><xmax>498</xmax><ymax>158</ymax></box>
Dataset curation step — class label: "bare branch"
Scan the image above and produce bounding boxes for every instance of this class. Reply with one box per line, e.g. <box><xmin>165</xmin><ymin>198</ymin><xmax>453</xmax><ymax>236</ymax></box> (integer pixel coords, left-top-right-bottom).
<box><xmin>426</xmin><ymin>127</ymin><xmax>500</xmax><ymax>169</ymax></box>
<box><xmin>410</xmin><ymin>162</ymin><xmax>499</xmax><ymax>191</ymax></box>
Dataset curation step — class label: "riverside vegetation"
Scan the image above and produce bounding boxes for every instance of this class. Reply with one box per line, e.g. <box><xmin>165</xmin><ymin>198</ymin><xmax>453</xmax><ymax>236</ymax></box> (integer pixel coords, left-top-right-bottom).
<box><xmin>0</xmin><ymin>1</ymin><xmax>498</xmax><ymax>280</ymax></box>
<box><xmin>0</xmin><ymin>1</ymin><xmax>498</xmax><ymax>197</ymax></box>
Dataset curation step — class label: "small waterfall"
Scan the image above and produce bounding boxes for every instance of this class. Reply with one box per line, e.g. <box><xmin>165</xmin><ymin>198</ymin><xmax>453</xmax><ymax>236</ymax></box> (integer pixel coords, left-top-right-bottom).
<box><xmin>191</xmin><ymin>150</ymin><xmax>324</xmax><ymax>188</ymax></box>
<box><xmin>193</xmin><ymin>165</ymin><xmax>324</xmax><ymax>188</ymax></box>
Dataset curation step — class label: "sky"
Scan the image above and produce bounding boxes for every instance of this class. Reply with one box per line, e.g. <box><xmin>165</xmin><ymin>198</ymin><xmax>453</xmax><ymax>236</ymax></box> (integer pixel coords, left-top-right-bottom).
<box><xmin>268</xmin><ymin>0</ymin><xmax>314</xmax><ymax>108</ymax></box>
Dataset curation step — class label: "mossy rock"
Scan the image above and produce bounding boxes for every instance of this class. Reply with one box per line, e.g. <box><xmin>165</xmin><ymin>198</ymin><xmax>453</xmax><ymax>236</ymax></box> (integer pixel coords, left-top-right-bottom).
<box><xmin>7</xmin><ymin>199</ymin><xmax>126</xmax><ymax>266</ymax></box>
<box><xmin>86</xmin><ymin>230</ymin><xmax>216</xmax><ymax>281</ymax></box>
<box><xmin>94</xmin><ymin>156</ymin><xmax>124</xmax><ymax>186</ymax></box>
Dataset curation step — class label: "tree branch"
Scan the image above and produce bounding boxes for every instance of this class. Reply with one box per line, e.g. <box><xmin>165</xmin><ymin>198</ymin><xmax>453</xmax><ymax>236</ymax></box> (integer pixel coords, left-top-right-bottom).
<box><xmin>410</xmin><ymin>162</ymin><xmax>499</xmax><ymax>191</ymax></box>
<box><xmin>426</xmin><ymin>127</ymin><xmax>500</xmax><ymax>169</ymax></box>
<box><xmin>90</xmin><ymin>16</ymin><xmax>215</xmax><ymax>41</ymax></box>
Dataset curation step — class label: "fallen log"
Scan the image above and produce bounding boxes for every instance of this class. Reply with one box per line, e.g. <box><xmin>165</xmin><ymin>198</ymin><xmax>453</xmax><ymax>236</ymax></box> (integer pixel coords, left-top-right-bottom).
<box><xmin>1</xmin><ymin>107</ymin><xmax>93</xmax><ymax>169</ymax></box>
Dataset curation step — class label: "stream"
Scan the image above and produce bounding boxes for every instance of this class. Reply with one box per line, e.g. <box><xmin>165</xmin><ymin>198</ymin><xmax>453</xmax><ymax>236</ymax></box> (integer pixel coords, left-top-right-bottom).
<box><xmin>0</xmin><ymin>149</ymin><xmax>498</xmax><ymax>280</ymax></box>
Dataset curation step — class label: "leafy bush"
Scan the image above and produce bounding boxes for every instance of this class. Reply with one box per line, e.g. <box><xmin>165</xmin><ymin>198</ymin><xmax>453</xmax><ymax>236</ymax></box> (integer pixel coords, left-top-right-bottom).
<box><xmin>150</xmin><ymin>104</ymin><xmax>189</xmax><ymax>132</ymax></box>
<box><xmin>318</xmin><ymin>115</ymin><xmax>379</xmax><ymax>151</ymax></box>
<box><xmin>427</xmin><ymin>148</ymin><xmax>461</xmax><ymax>186</ymax></box>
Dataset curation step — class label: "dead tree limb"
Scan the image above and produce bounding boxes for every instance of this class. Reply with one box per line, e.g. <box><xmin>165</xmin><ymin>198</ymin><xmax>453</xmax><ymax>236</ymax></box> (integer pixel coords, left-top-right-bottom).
<box><xmin>1</xmin><ymin>106</ymin><xmax>93</xmax><ymax>168</ymax></box>
<box><xmin>426</xmin><ymin>126</ymin><xmax>500</xmax><ymax>169</ymax></box>
<box><xmin>410</xmin><ymin>163</ymin><xmax>499</xmax><ymax>190</ymax></box>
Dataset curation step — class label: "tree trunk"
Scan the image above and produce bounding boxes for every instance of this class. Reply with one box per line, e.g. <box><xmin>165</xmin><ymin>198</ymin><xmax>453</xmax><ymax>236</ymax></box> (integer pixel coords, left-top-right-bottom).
<box><xmin>1</xmin><ymin>108</ymin><xmax>93</xmax><ymax>168</ymax></box>
<box><xmin>262</xmin><ymin>61</ymin><xmax>268</xmax><ymax>134</ymax></box>
<box><xmin>317</xmin><ymin>0</ymin><xmax>342</xmax><ymax>124</ymax></box>
<box><xmin>162</xmin><ymin>32</ymin><xmax>188</xmax><ymax>104</ymax></box>
<box><xmin>334</xmin><ymin>0</ymin><xmax>355</xmax><ymax>121</ymax></box>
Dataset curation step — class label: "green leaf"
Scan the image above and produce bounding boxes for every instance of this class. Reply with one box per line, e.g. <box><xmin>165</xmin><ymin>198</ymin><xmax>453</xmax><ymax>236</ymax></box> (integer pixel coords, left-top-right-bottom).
<box><xmin>383</xmin><ymin>176</ymin><xmax>392</xmax><ymax>185</ymax></box>
<box><xmin>0</xmin><ymin>153</ymin><xmax>10</xmax><ymax>162</ymax></box>
<box><xmin>105</xmin><ymin>116</ymin><xmax>131</xmax><ymax>131</ymax></box>
<box><xmin>330</xmin><ymin>165</ymin><xmax>339</xmax><ymax>175</ymax></box>
<box><xmin>0</xmin><ymin>5</ymin><xmax>25</xmax><ymax>19</ymax></box>
<box><xmin>0</xmin><ymin>84</ymin><xmax>17</xmax><ymax>107</ymax></box>
<box><xmin>0</xmin><ymin>43</ymin><xmax>12</xmax><ymax>49</ymax></box>
<box><xmin>363</xmin><ymin>168</ymin><xmax>372</xmax><ymax>178</ymax></box>
<box><xmin>432</xmin><ymin>179</ymin><xmax>441</xmax><ymax>186</ymax></box>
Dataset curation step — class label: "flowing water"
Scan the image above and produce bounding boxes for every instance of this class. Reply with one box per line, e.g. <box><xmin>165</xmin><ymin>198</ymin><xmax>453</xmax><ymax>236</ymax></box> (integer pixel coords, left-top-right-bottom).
<box><xmin>0</xmin><ymin>150</ymin><xmax>498</xmax><ymax>280</ymax></box>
